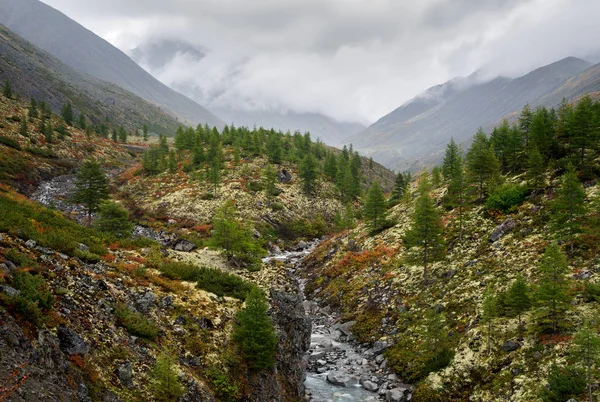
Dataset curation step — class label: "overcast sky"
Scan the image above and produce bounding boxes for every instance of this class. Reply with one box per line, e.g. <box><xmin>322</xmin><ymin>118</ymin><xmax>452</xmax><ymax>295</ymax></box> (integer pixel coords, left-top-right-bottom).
<box><xmin>40</xmin><ymin>0</ymin><xmax>600</xmax><ymax>125</ymax></box>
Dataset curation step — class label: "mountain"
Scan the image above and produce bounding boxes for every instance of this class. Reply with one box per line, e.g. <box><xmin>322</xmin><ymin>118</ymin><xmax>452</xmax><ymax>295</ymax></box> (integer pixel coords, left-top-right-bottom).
<box><xmin>350</xmin><ymin>57</ymin><xmax>593</xmax><ymax>171</ymax></box>
<box><xmin>129</xmin><ymin>38</ymin><xmax>364</xmax><ymax>146</ymax></box>
<box><xmin>0</xmin><ymin>0</ymin><xmax>223</xmax><ymax>128</ymax></box>
<box><xmin>0</xmin><ymin>24</ymin><xmax>182</xmax><ymax>135</ymax></box>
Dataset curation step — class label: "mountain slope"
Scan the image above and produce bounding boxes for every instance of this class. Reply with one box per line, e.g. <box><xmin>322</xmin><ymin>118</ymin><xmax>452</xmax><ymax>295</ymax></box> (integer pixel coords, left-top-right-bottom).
<box><xmin>0</xmin><ymin>24</ymin><xmax>183</xmax><ymax>135</ymax></box>
<box><xmin>351</xmin><ymin>57</ymin><xmax>592</xmax><ymax>171</ymax></box>
<box><xmin>0</xmin><ymin>0</ymin><xmax>223</xmax><ymax>128</ymax></box>
<box><xmin>129</xmin><ymin>38</ymin><xmax>364</xmax><ymax>146</ymax></box>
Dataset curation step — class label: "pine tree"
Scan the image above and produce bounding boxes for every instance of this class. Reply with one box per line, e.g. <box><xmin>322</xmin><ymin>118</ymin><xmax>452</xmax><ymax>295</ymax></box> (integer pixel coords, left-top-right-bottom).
<box><xmin>388</xmin><ymin>172</ymin><xmax>408</xmax><ymax>206</ymax></box>
<box><xmin>149</xmin><ymin>353</ymin><xmax>184</xmax><ymax>401</ymax></box>
<box><xmin>77</xmin><ymin>113</ymin><xmax>86</xmax><ymax>130</ymax></box>
<box><xmin>570</xmin><ymin>94</ymin><xmax>597</xmax><ymax>168</ymax></box>
<box><xmin>526</xmin><ymin>146</ymin><xmax>545</xmax><ymax>189</ymax></box>
<box><xmin>168</xmin><ymin>150</ymin><xmax>176</xmax><ymax>173</ymax></box>
<box><xmin>233</xmin><ymin>144</ymin><xmax>241</xmax><ymax>167</ymax></box>
<box><xmin>481</xmin><ymin>284</ymin><xmax>497</xmax><ymax>355</ymax></box>
<box><xmin>467</xmin><ymin>128</ymin><xmax>501</xmax><ymax>201</ymax></box>
<box><xmin>534</xmin><ymin>244</ymin><xmax>571</xmax><ymax>334</ymax></box>
<box><xmin>550</xmin><ymin>163</ymin><xmax>587</xmax><ymax>256</ymax></box>
<box><xmin>519</xmin><ymin>103</ymin><xmax>533</xmax><ymax>147</ymax></box>
<box><xmin>2</xmin><ymin>79</ymin><xmax>12</xmax><ymax>99</ymax></box>
<box><xmin>363</xmin><ymin>182</ymin><xmax>387</xmax><ymax>232</ymax></box>
<box><xmin>299</xmin><ymin>153</ymin><xmax>319</xmax><ymax>194</ymax></box>
<box><xmin>45</xmin><ymin>121</ymin><xmax>53</xmax><ymax>144</ymax></box>
<box><xmin>324</xmin><ymin>153</ymin><xmax>338</xmax><ymax>180</ymax></box>
<box><xmin>431</xmin><ymin>167</ymin><xmax>442</xmax><ymax>188</ymax></box>
<box><xmin>342</xmin><ymin>202</ymin><xmax>355</xmax><ymax>242</ymax></box>
<box><xmin>142</xmin><ymin>124</ymin><xmax>149</xmax><ymax>142</ymax></box>
<box><xmin>61</xmin><ymin>102</ymin><xmax>74</xmax><ymax>126</ymax></box>
<box><xmin>267</xmin><ymin>134</ymin><xmax>282</xmax><ymax>164</ymax></box>
<box><xmin>111</xmin><ymin>128</ymin><xmax>118</xmax><ymax>142</ymax></box>
<box><xmin>95</xmin><ymin>201</ymin><xmax>133</xmax><ymax>238</ymax></box>
<box><xmin>571</xmin><ymin>321</ymin><xmax>600</xmax><ymax>402</ymax></box>
<box><xmin>28</xmin><ymin>98</ymin><xmax>38</xmax><ymax>120</ymax></box>
<box><xmin>72</xmin><ymin>160</ymin><xmax>110</xmax><ymax>226</ymax></box>
<box><xmin>262</xmin><ymin>164</ymin><xmax>279</xmax><ymax>197</ymax></box>
<box><xmin>232</xmin><ymin>288</ymin><xmax>277</xmax><ymax>371</ymax></box>
<box><xmin>507</xmin><ymin>275</ymin><xmax>531</xmax><ymax>337</ymax></box>
<box><xmin>442</xmin><ymin>138</ymin><xmax>462</xmax><ymax>182</ymax></box>
<box><xmin>118</xmin><ymin>126</ymin><xmax>127</xmax><ymax>143</ymax></box>
<box><xmin>20</xmin><ymin>117</ymin><xmax>28</xmax><ymax>137</ymax></box>
<box><xmin>404</xmin><ymin>178</ymin><xmax>445</xmax><ymax>284</ymax></box>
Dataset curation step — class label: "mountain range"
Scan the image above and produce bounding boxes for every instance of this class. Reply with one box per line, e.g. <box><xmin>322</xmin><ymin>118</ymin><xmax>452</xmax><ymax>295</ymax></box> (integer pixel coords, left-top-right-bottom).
<box><xmin>0</xmin><ymin>0</ymin><xmax>223</xmax><ymax>129</ymax></box>
<box><xmin>349</xmin><ymin>57</ymin><xmax>600</xmax><ymax>171</ymax></box>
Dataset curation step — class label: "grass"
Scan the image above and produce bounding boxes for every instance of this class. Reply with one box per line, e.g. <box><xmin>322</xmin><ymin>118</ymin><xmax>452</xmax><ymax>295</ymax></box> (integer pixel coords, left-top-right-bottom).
<box><xmin>159</xmin><ymin>262</ymin><xmax>255</xmax><ymax>300</ymax></box>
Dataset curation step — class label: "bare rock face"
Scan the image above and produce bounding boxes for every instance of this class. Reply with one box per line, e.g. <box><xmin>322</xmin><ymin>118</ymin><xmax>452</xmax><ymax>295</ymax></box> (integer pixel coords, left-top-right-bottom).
<box><xmin>490</xmin><ymin>218</ymin><xmax>516</xmax><ymax>242</ymax></box>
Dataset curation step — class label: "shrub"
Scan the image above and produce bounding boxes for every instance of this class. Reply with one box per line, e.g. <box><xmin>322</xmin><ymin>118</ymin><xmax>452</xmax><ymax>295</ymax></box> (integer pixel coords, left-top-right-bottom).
<box><xmin>0</xmin><ymin>136</ymin><xmax>21</xmax><ymax>150</ymax></box>
<box><xmin>246</xmin><ymin>181</ymin><xmax>263</xmax><ymax>192</ymax></box>
<box><xmin>159</xmin><ymin>262</ymin><xmax>255</xmax><ymax>300</ymax></box>
<box><xmin>26</xmin><ymin>147</ymin><xmax>58</xmax><ymax>159</ymax></box>
<box><xmin>12</xmin><ymin>272</ymin><xmax>54</xmax><ymax>310</ymax></box>
<box><xmin>149</xmin><ymin>353</ymin><xmax>184</xmax><ymax>401</ymax></box>
<box><xmin>206</xmin><ymin>367</ymin><xmax>240</xmax><ymax>402</ymax></box>
<box><xmin>94</xmin><ymin>201</ymin><xmax>134</xmax><ymax>238</ymax></box>
<box><xmin>114</xmin><ymin>303</ymin><xmax>158</xmax><ymax>339</ymax></box>
<box><xmin>3</xmin><ymin>249</ymin><xmax>37</xmax><ymax>268</ymax></box>
<box><xmin>540</xmin><ymin>365</ymin><xmax>586</xmax><ymax>402</ymax></box>
<box><xmin>485</xmin><ymin>184</ymin><xmax>528</xmax><ymax>212</ymax></box>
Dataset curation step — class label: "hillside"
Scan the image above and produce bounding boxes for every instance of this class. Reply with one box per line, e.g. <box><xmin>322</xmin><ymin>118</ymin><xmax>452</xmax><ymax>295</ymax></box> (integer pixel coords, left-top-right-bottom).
<box><xmin>350</xmin><ymin>57</ymin><xmax>593</xmax><ymax>171</ymax></box>
<box><xmin>0</xmin><ymin>0</ymin><xmax>223</xmax><ymax>128</ymax></box>
<box><xmin>0</xmin><ymin>25</ymin><xmax>184</xmax><ymax>136</ymax></box>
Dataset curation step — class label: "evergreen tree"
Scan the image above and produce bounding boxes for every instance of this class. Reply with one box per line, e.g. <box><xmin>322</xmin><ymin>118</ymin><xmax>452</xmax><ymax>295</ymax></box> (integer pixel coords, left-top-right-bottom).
<box><xmin>118</xmin><ymin>126</ymin><xmax>127</xmax><ymax>143</ymax></box>
<box><xmin>388</xmin><ymin>172</ymin><xmax>408</xmax><ymax>206</ymax></box>
<box><xmin>19</xmin><ymin>117</ymin><xmax>28</xmax><ymax>137</ymax></box>
<box><xmin>519</xmin><ymin>103</ymin><xmax>533</xmax><ymax>147</ymax></box>
<box><xmin>61</xmin><ymin>102</ymin><xmax>74</xmax><ymax>126</ymax></box>
<box><xmin>209</xmin><ymin>155</ymin><xmax>222</xmax><ymax>195</ymax></box>
<box><xmin>232</xmin><ymin>288</ymin><xmax>277</xmax><ymax>371</ymax></box>
<box><xmin>404</xmin><ymin>178</ymin><xmax>445</xmax><ymax>284</ymax></box>
<box><xmin>77</xmin><ymin>113</ymin><xmax>86</xmax><ymax>130</ymax></box>
<box><xmin>2</xmin><ymin>79</ymin><xmax>12</xmax><ymax>99</ymax></box>
<box><xmin>72</xmin><ymin>160</ymin><xmax>110</xmax><ymax>226</ymax></box>
<box><xmin>342</xmin><ymin>202</ymin><xmax>355</xmax><ymax>241</ymax></box>
<box><xmin>324</xmin><ymin>153</ymin><xmax>338</xmax><ymax>180</ymax></box>
<box><xmin>442</xmin><ymin>138</ymin><xmax>462</xmax><ymax>182</ymax></box>
<box><xmin>550</xmin><ymin>163</ymin><xmax>587</xmax><ymax>256</ymax></box>
<box><xmin>571</xmin><ymin>321</ymin><xmax>600</xmax><ymax>402</ymax></box>
<box><xmin>149</xmin><ymin>353</ymin><xmax>184</xmax><ymax>401</ymax></box>
<box><xmin>431</xmin><ymin>166</ymin><xmax>442</xmax><ymax>188</ymax></box>
<box><xmin>467</xmin><ymin>128</ymin><xmax>501</xmax><ymax>201</ymax></box>
<box><xmin>570</xmin><ymin>94</ymin><xmax>597</xmax><ymax>167</ymax></box>
<box><xmin>95</xmin><ymin>201</ymin><xmax>134</xmax><ymax>238</ymax></box>
<box><xmin>530</xmin><ymin>106</ymin><xmax>556</xmax><ymax>158</ymax></box>
<box><xmin>28</xmin><ymin>98</ymin><xmax>38</xmax><ymax>120</ymax></box>
<box><xmin>481</xmin><ymin>284</ymin><xmax>497</xmax><ymax>355</ymax></box>
<box><xmin>267</xmin><ymin>134</ymin><xmax>282</xmax><ymax>164</ymax></box>
<box><xmin>262</xmin><ymin>164</ymin><xmax>279</xmax><ymax>197</ymax></box>
<box><xmin>193</xmin><ymin>144</ymin><xmax>205</xmax><ymax>166</ymax></box>
<box><xmin>299</xmin><ymin>153</ymin><xmax>319</xmax><ymax>194</ymax></box>
<box><xmin>142</xmin><ymin>146</ymin><xmax>165</xmax><ymax>174</ymax></box>
<box><xmin>448</xmin><ymin>159</ymin><xmax>466</xmax><ymax>241</ymax></box>
<box><xmin>534</xmin><ymin>244</ymin><xmax>571</xmax><ymax>334</ymax></box>
<box><xmin>526</xmin><ymin>146</ymin><xmax>545</xmax><ymax>189</ymax></box>
<box><xmin>168</xmin><ymin>150</ymin><xmax>176</xmax><ymax>173</ymax></box>
<box><xmin>142</xmin><ymin>124</ymin><xmax>149</xmax><ymax>142</ymax></box>
<box><xmin>45</xmin><ymin>121</ymin><xmax>53</xmax><ymax>144</ymax></box>
<box><xmin>363</xmin><ymin>182</ymin><xmax>388</xmax><ymax>233</ymax></box>
<box><xmin>111</xmin><ymin>128</ymin><xmax>118</xmax><ymax>142</ymax></box>
<box><xmin>507</xmin><ymin>275</ymin><xmax>531</xmax><ymax>337</ymax></box>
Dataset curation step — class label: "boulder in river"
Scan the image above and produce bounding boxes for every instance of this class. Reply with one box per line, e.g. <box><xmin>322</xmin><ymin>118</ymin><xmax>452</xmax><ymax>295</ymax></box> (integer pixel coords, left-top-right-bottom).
<box><xmin>386</xmin><ymin>387</ymin><xmax>410</xmax><ymax>402</ymax></box>
<box><xmin>327</xmin><ymin>371</ymin><xmax>358</xmax><ymax>387</ymax></box>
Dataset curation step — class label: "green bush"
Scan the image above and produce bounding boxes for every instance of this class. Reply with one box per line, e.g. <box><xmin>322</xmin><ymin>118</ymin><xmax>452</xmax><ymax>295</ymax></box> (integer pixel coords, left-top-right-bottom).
<box><xmin>12</xmin><ymin>272</ymin><xmax>54</xmax><ymax>310</ymax></box>
<box><xmin>149</xmin><ymin>353</ymin><xmax>184</xmax><ymax>401</ymax></box>
<box><xmin>94</xmin><ymin>201</ymin><xmax>134</xmax><ymax>238</ymax></box>
<box><xmin>74</xmin><ymin>249</ymin><xmax>101</xmax><ymax>263</ymax></box>
<box><xmin>540</xmin><ymin>365</ymin><xmax>586</xmax><ymax>402</ymax></box>
<box><xmin>0</xmin><ymin>136</ymin><xmax>21</xmax><ymax>150</ymax></box>
<box><xmin>114</xmin><ymin>303</ymin><xmax>158</xmax><ymax>339</ymax></box>
<box><xmin>485</xmin><ymin>184</ymin><xmax>528</xmax><ymax>212</ymax></box>
<box><xmin>206</xmin><ymin>367</ymin><xmax>240</xmax><ymax>402</ymax></box>
<box><xmin>3</xmin><ymin>249</ymin><xmax>37</xmax><ymax>268</ymax></box>
<box><xmin>159</xmin><ymin>262</ymin><xmax>255</xmax><ymax>300</ymax></box>
<box><xmin>582</xmin><ymin>280</ymin><xmax>600</xmax><ymax>302</ymax></box>
<box><xmin>246</xmin><ymin>181</ymin><xmax>263</xmax><ymax>192</ymax></box>
<box><xmin>26</xmin><ymin>147</ymin><xmax>58</xmax><ymax>159</ymax></box>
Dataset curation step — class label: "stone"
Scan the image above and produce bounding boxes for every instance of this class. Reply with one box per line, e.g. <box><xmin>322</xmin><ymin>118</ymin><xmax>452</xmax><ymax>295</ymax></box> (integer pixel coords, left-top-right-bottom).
<box><xmin>173</xmin><ymin>240</ymin><xmax>197</xmax><ymax>252</ymax></box>
<box><xmin>362</xmin><ymin>380</ymin><xmax>379</xmax><ymax>392</ymax></box>
<box><xmin>57</xmin><ymin>326</ymin><xmax>90</xmax><ymax>356</ymax></box>
<box><xmin>277</xmin><ymin>169</ymin><xmax>293</xmax><ymax>183</ymax></box>
<box><xmin>502</xmin><ymin>340</ymin><xmax>521</xmax><ymax>352</ymax></box>
<box><xmin>78</xmin><ymin>243</ymin><xmax>90</xmax><ymax>252</ymax></box>
<box><xmin>433</xmin><ymin>303</ymin><xmax>445</xmax><ymax>313</ymax></box>
<box><xmin>296</xmin><ymin>241</ymin><xmax>308</xmax><ymax>250</ymax></box>
<box><xmin>3</xmin><ymin>259</ymin><xmax>17</xmax><ymax>271</ymax></box>
<box><xmin>115</xmin><ymin>362</ymin><xmax>133</xmax><ymax>386</ymax></box>
<box><xmin>317</xmin><ymin>359</ymin><xmax>327</xmax><ymax>366</ymax></box>
<box><xmin>386</xmin><ymin>388</ymin><xmax>409</xmax><ymax>402</ymax></box>
<box><xmin>376</xmin><ymin>354</ymin><xmax>385</xmax><ymax>364</ymax></box>
<box><xmin>370</xmin><ymin>340</ymin><xmax>389</xmax><ymax>356</ymax></box>
<box><xmin>490</xmin><ymin>218</ymin><xmax>516</xmax><ymax>242</ymax></box>
<box><xmin>309</xmin><ymin>351</ymin><xmax>326</xmax><ymax>361</ymax></box>
<box><xmin>135</xmin><ymin>290</ymin><xmax>156</xmax><ymax>313</ymax></box>
<box><xmin>338</xmin><ymin>321</ymin><xmax>356</xmax><ymax>336</ymax></box>
<box><xmin>387</xmin><ymin>373</ymin><xmax>399</xmax><ymax>382</ymax></box>
<box><xmin>25</xmin><ymin>239</ymin><xmax>37</xmax><ymax>248</ymax></box>
<box><xmin>0</xmin><ymin>264</ymin><xmax>10</xmax><ymax>277</ymax></box>
<box><xmin>326</xmin><ymin>371</ymin><xmax>358</xmax><ymax>387</ymax></box>
<box><xmin>347</xmin><ymin>239</ymin><xmax>360</xmax><ymax>252</ymax></box>
<box><xmin>159</xmin><ymin>295</ymin><xmax>173</xmax><ymax>309</ymax></box>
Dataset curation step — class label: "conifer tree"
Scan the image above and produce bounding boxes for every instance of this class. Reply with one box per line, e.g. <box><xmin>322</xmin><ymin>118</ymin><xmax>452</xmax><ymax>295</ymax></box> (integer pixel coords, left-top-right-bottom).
<box><xmin>467</xmin><ymin>128</ymin><xmax>501</xmax><ymax>201</ymax></box>
<box><xmin>232</xmin><ymin>288</ymin><xmax>277</xmax><ymax>371</ymax></box>
<box><xmin>431</xmin><ymin>167</ymin><xmax>442</xmax><ymax>188</ymax></box>
<box><xmin>28</xmin><ymin>98</ymin><xmax>38</xmax><ymax>120</ymax></box>
<box><xmin>550</xmin><ymin>163</ymin><xmax>587</xmax><ymax>256</ymax></box>
<box><xmin>363</xmin><ymin>182</ymin><xmax>387</xmax><ymax>232</ymax></box>
<box><xmin>45</xmin><ymin>121</ymin><xmax>53</xmax><ymax>144</ymax></box>
<box><xmin>448</xmin><ymin>160</ymin><xmax>466</xmax><ymax>241</ymax></box>
<box><xmin>507</xmin><ymin>275</ymin><xmax>531</xmax><ymax>336</ymax></box>
<box><xmin>95</xmin><ymin>201</ymin><xmax>134</xmax><ymax>238</ymax></box>
<box><xmin>142</xmin><ymin>124</ymin><xmax>149</xmax><ymax>142</ymax></box>
<box><xmin>442</xmin><ymin>138</ymin><xmax>462</xmax><ymax>182</ymax></box>
<box><xmin>193</xmin><ymin>144</ymin><xmax>205</xmax><ymax>166</ymax></box>
<box><xmin>267</xmin><ymin>134</ymin><xmax>282</xmax><ymax>164</ymax></box>
<box><xmin>526</xmin><ymin>146</ymin><xmax>545</xmax><ymax>189</ymax></box>
<box><xmin>233</xmin><ymin>144</ymin><xmax>241</xmax><ymax>166</ymax></box>
<box><xmin>20</xmin><ymin>117</ymin><xmax>28</xmax><ymax>137</ymax></box>
<box><xmin>2</xmin><ymin>79</ymin><xmax>12</xmax><ymax>99</ymax></box>
<box><xmin>73</xmin><ymin>159</ymin><xmax>110</xmax><ymax>226</ymax></box>
<box><xmin>299</xmin><ymin>153</ymin><xmax>319</xmax><ymax>194</ymax></box>
<box><xmin>534</xmin><ymin>244</ymin><xmax>571</xmax><ymax>334</ymax></box>
<box><xmin>571</xmin><ymin>321</ymin><xmax>600</xmax><ymax>402</ymax></box>
<box><xmin>519</xmin><ymin>103</ymin><xmax>533</xmax><ymax>147</ymax></box>
<box><xmin>111</xmin><ymin>128</ymin><xmax>118</xmax><ymax>142</ymax></box>
<box><xmin>61</xmin><ymin>102</ymin><xmax>74</xmax><ymax>126</ymax></box>
<box><xmin>342</xmin><ymin>202</ymin><xmax>355</xmax><ymax>241</ymax></box>
<box><xmin>149</xmin><ymin>353</ymin><xmax>184</xmax><ymax>401</ymax></box>
<box><xmin>324</xmin><ymin>153</ymin><xmax>338</xmax><ymax>180</ymax></box>
<box><xmin>404</xmin><ymin>178</ymin><xmax>444</xmax><ymax>284</ymax></box>
<box><xmin>262</xmin><ymin>164</ymin><xmax>279</xmax><ymax>197</ymax></box>
<box><xmin>118</xmin><ymin>126</ymin><xmax>127</xmax><ymax>143</ymax></box>
<box><xmin>388</xmin><ymin>172</ymin><xmax>408</xmax><ymax>206</ymax></box>
<box><xmin>77</xmin><ymin>113</ymin><xmax>86</xmax><ymax>130</ymax></box>
<box><xmin>481</xmin><ymin>284</ymin><xmax>497</xmax><ymax>355</ymax></box>
<box><xmin>570</xmin><ymin>94</ymin><xmax>597</xmax><ymax>167</ymax></box>
<box><xmin>168</xmin><ymin>150</ymin><xmax>176</xmax><ymax>173</ymax></box>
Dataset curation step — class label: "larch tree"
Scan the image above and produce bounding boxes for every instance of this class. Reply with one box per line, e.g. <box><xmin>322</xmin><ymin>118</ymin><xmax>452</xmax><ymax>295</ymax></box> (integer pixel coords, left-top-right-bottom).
<box><xmin>299</xmin><ymin>153</ymin><xmax>319</xmax><ymax>195</ymax></box>
<box><xmin>404</xmin><ymin>177</ymin><xmax>445</xmax><ymax>284</ymax></box>
<box><xmin>61</xmin><ymin>102</ymin><xmax>74</xmax><ymax>126</ymax></box>
<box><xmin>507</xmin><ymin>275</ymin><xmax>531</xmax><ymax>337</ymax></box>
<box><xmin>363</xmin><ymin>182</ymin><xmax>388</xmax><ymax>233</ymax></box>
<box><xmin>481</xmin><ymin>284</ymin><xmax>497</xmax><ymax>355</ymax></box>
<box><xmin>466</xmin><ymin>128</ymin><xmax>501</xmax><ymax>202</ymax></box>
<box><xmin>571</xmin><ymin>321</ymin><xmax>600</xmax><ymax>402</ymax></box>
<box><xmin>72</xmin><ymin>159</ymin><xmax>110</xmax><ymax>226</ymax></box>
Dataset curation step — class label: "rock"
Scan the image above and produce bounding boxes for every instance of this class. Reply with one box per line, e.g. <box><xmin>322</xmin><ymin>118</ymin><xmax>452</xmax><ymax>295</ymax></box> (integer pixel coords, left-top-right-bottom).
<box><xmin>502</xmin><ymin>340</ymin><xmax>521</xmax><ymax>352</ymax></box>
<box><xmin>277</xmin><ymin>169</ymin><xmax>293</xmax><ymax>183</ymax></box>
<box><xmin>386</xmin><ymin>388</ymin><xmax>409</xmax><ymax>402</ymax></box>
<box><xmin>173</xmin><ymin>240</ymin><xmax>197</xmax><ymax>252</ymax></box>
<box><xmin>134</xmin><ymin>290</ymin><xmax>156</xmax><ymax>313</ymax></box>
<box><xmin>78</xmin><ymin>243</ymin><xmax>90</xmax><ymax>252</ymax></box>
<box><xmin>327</xmin><ymin>371</ymin><xmax>358</xmax><ymax>387</ymax></box>
<box><xmin>362</xmin><ymin>380</ymin><xmax>379</xmax><ymax>392</ymax></box>
<box><xmin>387</xmin><ymin>373</ymin><xmax>399</xmax><ymax>382</ymax></box>
<box><xmin>296</xmin><ymin>241</ymin><xmax>308</xmax><ymax>250</ymax></box>
<box><xmin>252</xmin><ymin>229</ymin><xmax>261</xmax><ymax>239</ymax></box>
<box><xmin>25</xmin><ymin>239</ymin><xmax>37</xmax><ymax>248</ymax></box>
<box><xmin>3</xmin><ymin>259</ymin><xmax>17</xmax><ymax>271</ymax></box>
<box><xmin>376</xmin><ymin>354</ymin><xmax>385</xmax><ymax>364</ymax></box>
<box><xmin>57</xmin><ymin>326</ymin><xmax>90</xmax><ymax>356</ymax></box>
<box><xmin>490</xmin><ymin>218</ymin><xmax>516</xmax><ymax>242</ymax></box>
<box><xmin>442</xmin><ymin>269</ymin><xmax>456</xmax><ymax>279</ymax></box>
<box><xmin>465</xmin><ymin>259</ymin><xmax>477</xmax><ymax>267</ymax></box>
<box><xmin>533</xmin><ymin>351</ymin><xmax>542</xmax><ymax>360</ymax></box>
<box><xmin>574</xmin><ymin>270</ymin><xmax>592</xmax><ymax>280</ymax></box>
<box><xmin>347</xmin><ymin>239</ymin><xmax>360</xmax><ymax>252</ymax></box>
<box><xmin>115</xmin><ymin>362</ymin><xmax>133</xmax><ymax>387</ymax></box>
<box><xmin>433</xmin><ymin>303</ymin><xmax>445</xmax><ymax>313</ymax></box>
<box><xmin>338</xmin><ymin>321</ymin><xmax>356</xmax><ymax>336</ymax></box>
<box><xmin>159</xmin><ymin>295</ymin><xmax>173</xmax><ymax>309</ymax></box>
<box><xmin>309</xmin><ymin>351</ymin><xmax>326</xmax><ymax>361</ymax></box>
<box><xmin>370</xmin><ymin>340</ymin><xmax>388</xmax><ymax>356</ymax></box>
<box><xmin>96</xmin><ymin>280</ymin><xmax>109</xmax><ymax>291</ymax></box>
<box><xmin>0</xmin><ymin>264</ymin><xmax>10</xmax><ymax>277</ymax></box>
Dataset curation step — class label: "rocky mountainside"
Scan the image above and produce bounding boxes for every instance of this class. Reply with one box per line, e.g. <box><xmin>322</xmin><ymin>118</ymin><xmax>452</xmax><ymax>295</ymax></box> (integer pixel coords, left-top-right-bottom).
<box><xmin>0</xmin><ymin>25</ymin><xmax>183</xmax><ymax>136</ymax></box>
<box><xmin>0</xmin><ymin>0</ymin><xmax>223</xmax><ymax>128</ymax></box>
<box><xmin>350</xmin><ymin>57</ymin><xmax>593</xmax><ymax>171</ymax></box>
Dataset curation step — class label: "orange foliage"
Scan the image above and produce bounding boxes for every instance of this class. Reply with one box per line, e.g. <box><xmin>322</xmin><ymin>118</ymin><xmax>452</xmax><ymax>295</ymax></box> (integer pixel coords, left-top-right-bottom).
<box><xmin>325</xmin><ymin>245</ymin><xmax>397</xmax><ymax>278</ymax></box>
<box><xmin>101</xmin><ymin>253</ymin><xmax>116</xmax><ymax>262</ymax></box>
<box><xmin>539</xmin><ymin>334</ymin><xmax>573</xmax><ymax>346</ymax></box>
<box><xmin>193</xmin><ymin>224</ymin><xmax>212</xmax><ymax>234</ymax></box>
<box><xmin>68</xmin><ymin>355</ymin><xmax>86</xmax><ymax>368</ymax></box>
